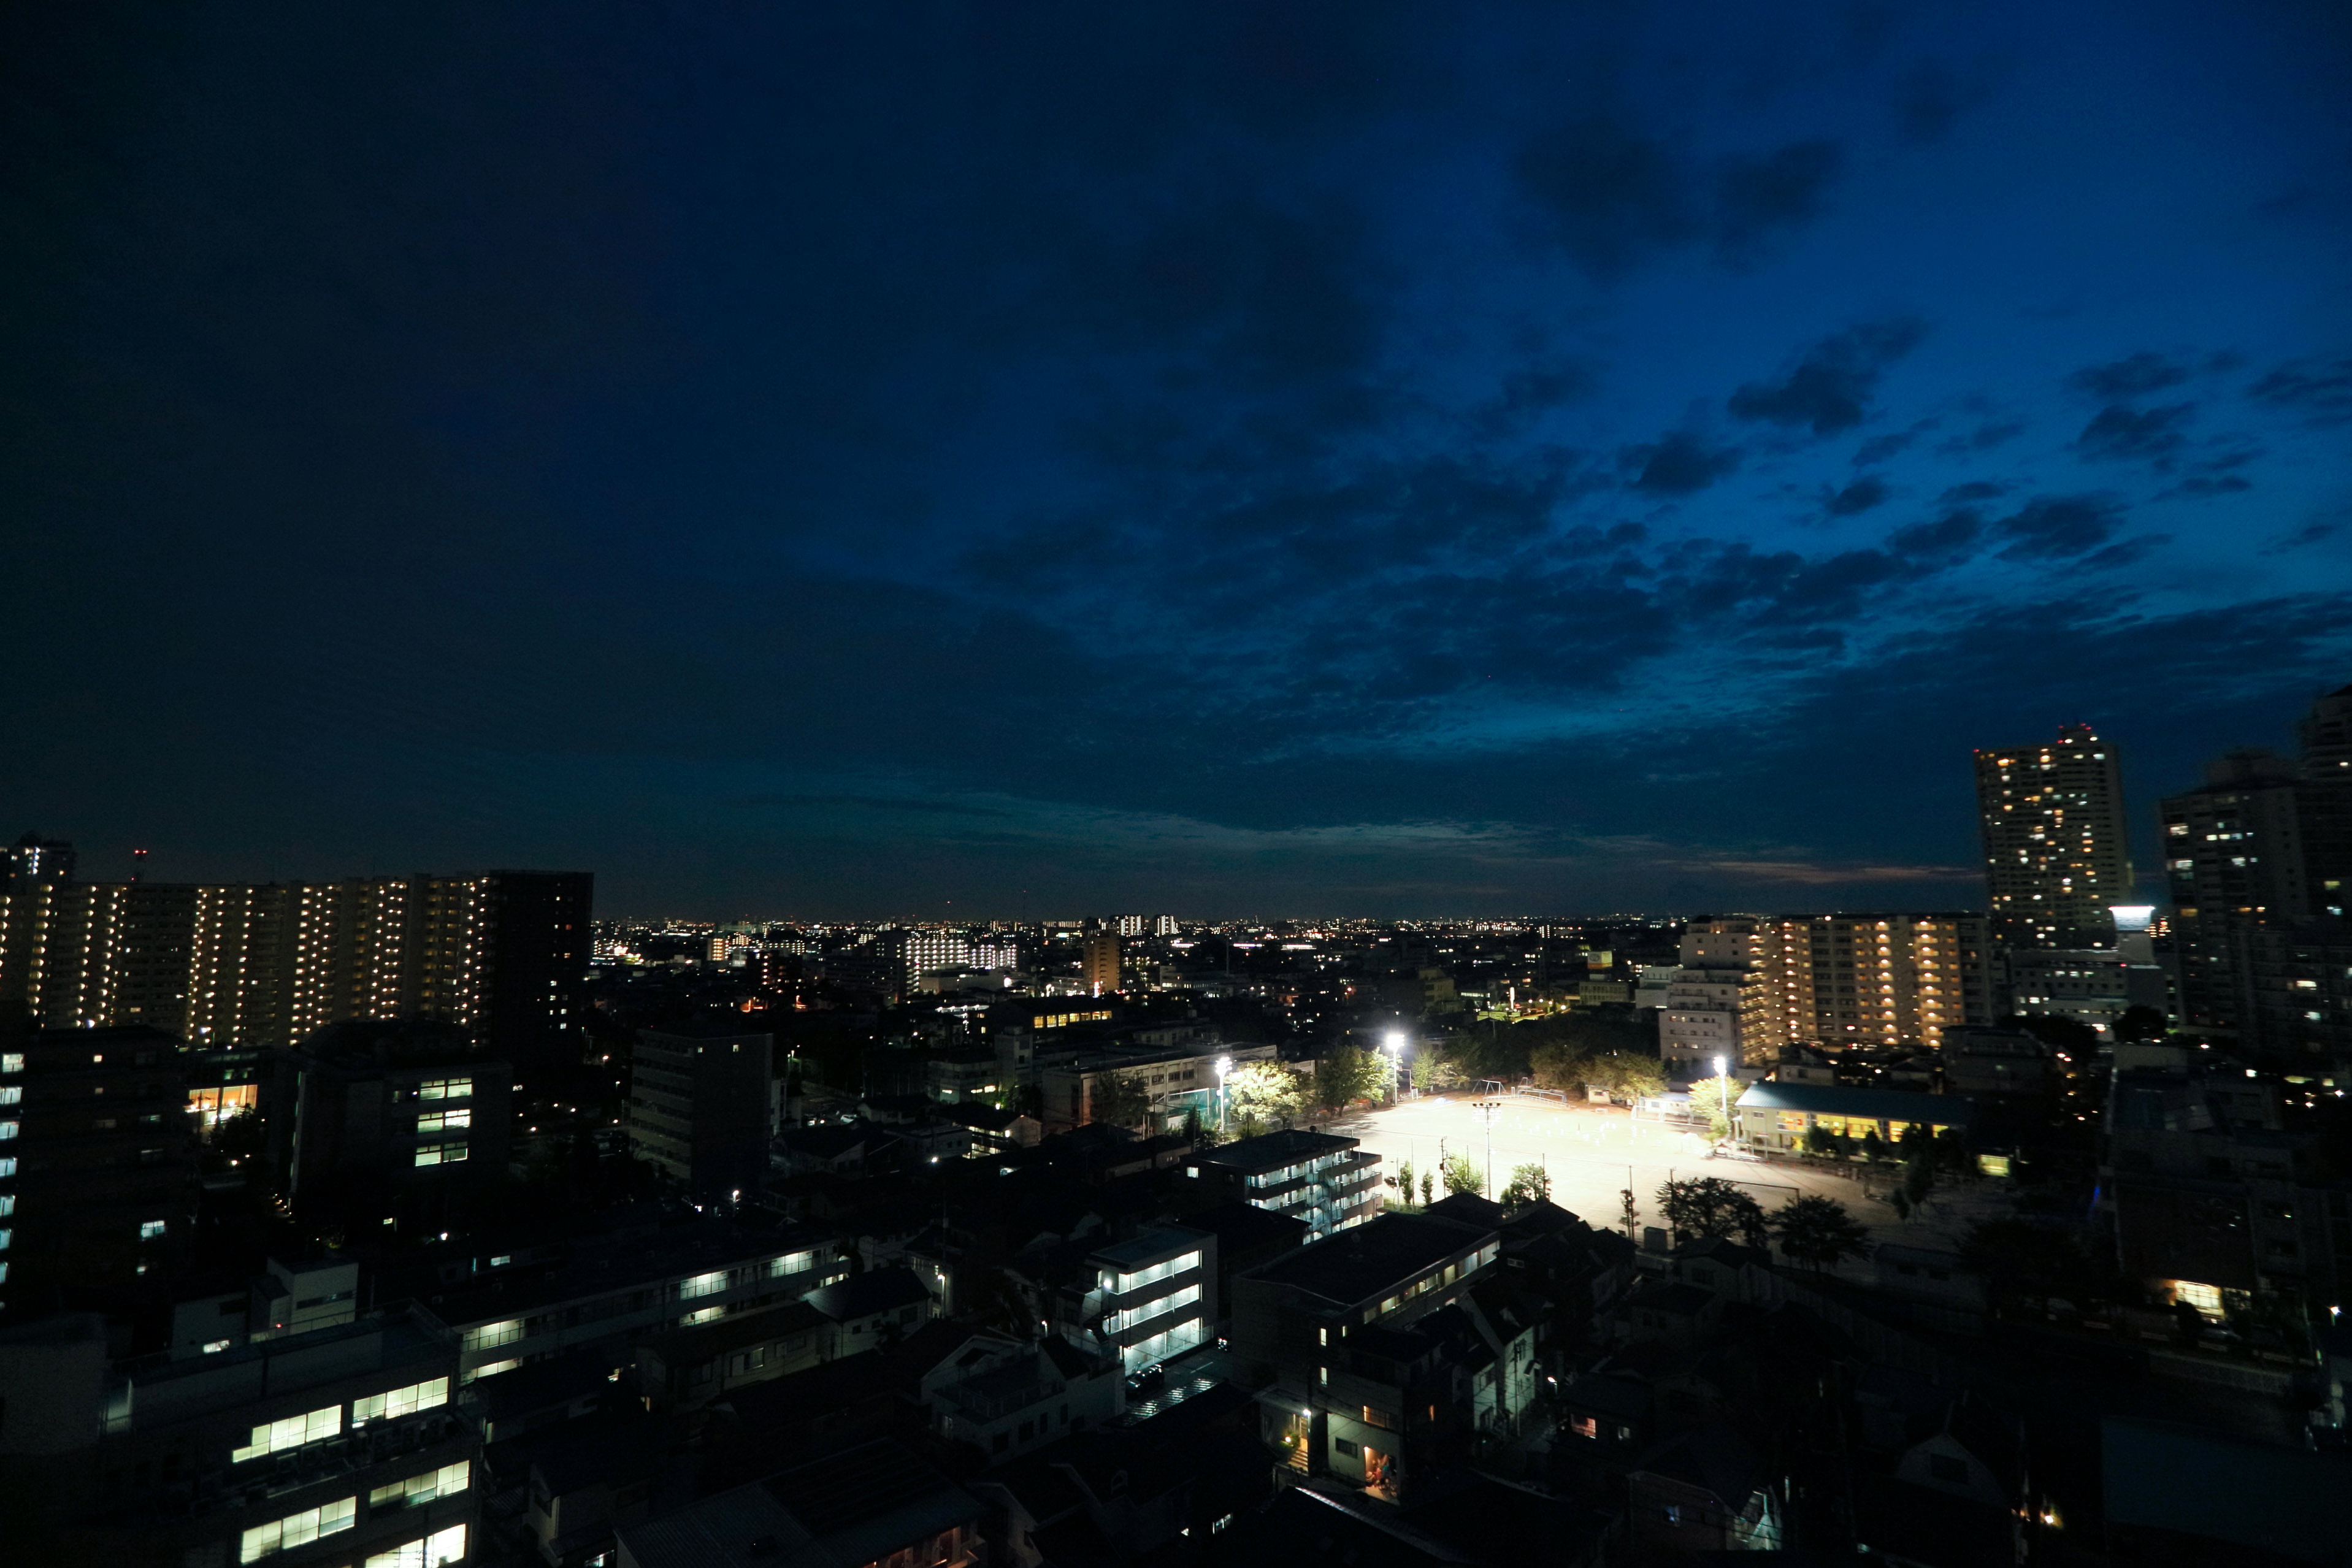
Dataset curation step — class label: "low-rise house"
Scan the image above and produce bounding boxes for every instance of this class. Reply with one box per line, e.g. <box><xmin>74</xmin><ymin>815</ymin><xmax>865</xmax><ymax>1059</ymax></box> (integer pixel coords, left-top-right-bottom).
<box><xmin>807</xmin><ymin>1264</ymin><xmax>935</xmax><ymax>1355</ymax></box>
<box><xmin>615</xmin><ymin>1440</ymin><xmax>983</xmax><ymax>1568</ymax></box>
<box><xmin>1230</xmin><ymin>1210</ymin><xmax>1503</xmax><ymax>1499</ymax></box>
<box><xmin>1626</xmin><ymin>1423</ymin><xmax>1782</xmax><ymax>1553</ymax></box>
<box><xmin>919</xmin><ymin>1329</ymin><xmax>1123</xmax><ymax>1463</ymax></box>
<box><xmin>635</xmin><ymin>1299</ymin><xmax>829</xmax><ymax>1412</ymax></box>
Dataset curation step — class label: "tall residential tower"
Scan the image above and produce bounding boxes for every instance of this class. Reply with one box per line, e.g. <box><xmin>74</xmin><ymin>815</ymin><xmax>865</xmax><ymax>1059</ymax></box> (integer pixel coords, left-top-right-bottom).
<box><xmin>1974</xmin><ymin>723</ymin><xmax>2134</xmax><ymax>949</ymax></box>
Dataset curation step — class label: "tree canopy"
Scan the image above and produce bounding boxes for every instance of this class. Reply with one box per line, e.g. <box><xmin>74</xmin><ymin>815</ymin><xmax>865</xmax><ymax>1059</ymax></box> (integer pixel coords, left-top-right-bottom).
<box><xmin>1498</xmin><ymin>1162</ymin><xmax>1552</xmax><ymax>1208</ymax></box>
<box><xmin>1772</xmin><ymin>1195</ymin><xmax>1871</xmax><ymax>1271</ymax></box>
<box><xmin>1657</xmin><ymin>1176</ymin><xmax>1770</xmax><ymax>1247</ymax></box>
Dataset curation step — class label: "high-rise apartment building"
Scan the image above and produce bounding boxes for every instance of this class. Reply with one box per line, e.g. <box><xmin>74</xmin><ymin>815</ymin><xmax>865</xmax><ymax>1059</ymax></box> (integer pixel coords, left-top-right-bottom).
<box><xmin>629</xmin><ymin>1022</ymin><xmax>773</xmax><ymax>1201</ymax></box>
<box><xmin>1154</xmin><ymin>915</ymin><xmax>1180</xmax><ymax>937</ymax></box>
<box><xmin>0</xmin><ymin>1020</ymin><xmax>200</xmax><ymax>1318</ymax></box>
<box><xmin>1081</xmin><ymin>934</ymin><xmax>1122</xmax><ymax>996</ymax></box>
<box><xmin>2161</xmin><ymin>684</ymin><xmax>2352</xmax><ymax>1057</ymax></box>
<box><xmin>1659</xmin><ymin>914</ymin><xmax>1996</xmax><ymax>1074</ymax></box>
<box><xmin>3</xmin><ymin>831</ymin><xmax>75</xmax><ymax>889</ymax></box>
<box><xmin>1113</xmin><ymin>914</ymin><xmax>1147</xmax><ymax>938</ymax></box>
<box><xmin>1974</xmin><ymin>723</ymin><xmax>2135</xmax><ymax>948</ymax></box>
<box><xmin>0</xmin><ymin>870</ymin><xmax>591</xmax><ymax>1074</ymax></box>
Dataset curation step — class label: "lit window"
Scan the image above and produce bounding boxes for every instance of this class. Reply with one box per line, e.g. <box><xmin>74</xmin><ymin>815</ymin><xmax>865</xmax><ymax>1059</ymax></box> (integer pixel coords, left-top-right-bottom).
<box><xmin>413</xmin><ymin>1143</ymin><xmax>469</xmax><ymax>1168</ymax></box>
<box><xmin>232</xmin><ymin>1404</ymin><xmax>342</xmax><ymax>1461</ymax></box>
<box><xmin>0</xmin><ymin>1123</ymin><xmax>16</xmax><ymax>1141</ymax></box>
<box><xmin>139</xmin><ymin>1219</ymin><xmax>167</xmax><ymax>1239</ymax></box>
<box><xmin>0</xmin><ymin>1087</ymin><xmax>18</xmax><ymax>1106</ymax></box>
<box><xmin>464</xmin><ymin>1358</ymin><xmax>519</xmax><ymax>1383</ymax></box>
<box><xmin>369</xmin><ymin>1461</ymin><xmax>470</xmax><ymax>1510</ymax></box>
<box><xmin>362</xmin><ymin>1523</ymin><xmax>467</xmax><ymax>1568</ymax></box>
<box><xmin>239</xmin><ymin>1496</ymin><xmax>355</xmax><ymax>1562</ymax></box>
<box><xmin>0</xmin><ymin>1055</ymin><xmax>19</xmax><ymax>1074</ymax></box>
<box><xmin>463</xmin><ymin>1319</ymin><xmax>522</xmax><ymax>1351</ymax></box>
<box><xmin>416</xmin><ymin>1078</ymin><xmax>473</xmax><ymax>1102</ymax></box>
<box><xmin>351</xmin><ymin>1377</ymin><xmax>449</xmax><ymax>1425</ymax></box>
<box><xmin>415</xmin><ymin>1109</ymin><xmax>472</xmax><ymax>1135</ymax></box>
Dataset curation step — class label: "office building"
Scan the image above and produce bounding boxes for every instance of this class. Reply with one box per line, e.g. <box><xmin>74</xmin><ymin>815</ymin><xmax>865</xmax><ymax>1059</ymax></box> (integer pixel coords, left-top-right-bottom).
<box><xmin>629</xmin><ymin>1022</ymin><xmax>774</xmax><ymax>1200</ymax></box>
<box><xmin>1081</xmin><ymin>933</ymin><xmax>1121</xmax><ymax>995</ymax></box>
<box><xmin>0</xmin><ymin>1022</ymin><xmax>198</xmax><ymax>1318</ymax></box>
<box><xmin>1187</xmin><ymin>1129</ymin><xmax>1383</xmax><ymax>1239</ymax></box>
<box><xmin>0</xmin><ymin>868</ymin><xmax>591</xmax><ymax>1073</ymax></box>
<box><xmin>0</xmin><ymin>1304</ymin><xmax>477</xmax><ymax>1568</ymax></box>
<box><xmin>3</xmin><ymin>830</ymin><xmax>75</xmax><ymax>889</ymax></box>
<box><xmin>1974</xmin><ymin>722</ymin><xmax>2134</xmax><ymax>948</ymax></box>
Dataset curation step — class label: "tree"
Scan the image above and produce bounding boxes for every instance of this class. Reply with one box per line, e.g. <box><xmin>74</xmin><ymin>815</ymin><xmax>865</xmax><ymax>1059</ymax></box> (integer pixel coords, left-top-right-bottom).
<box><xmin>1227</xmin><ymin>1061</ymin><xmax>1308</xmax><ymax>1130</ymax></box>
<box><xmin>1860</xmin><ymin>1129</ymin><xmax>1886</xmax><ymax>1163</ymax></box>
<box><xmin>1592</xmin><ymin>1051</ymin><xmax>1667</xmax><ymax>1103</ymax></box>
<box><xmin>1410</xmin><ymin>1045</ymin><xmax>1461</xmax><ymax>1093</ymax></box>
<box><xmin>1091</xmin><ymin>1071</ymin><xmax>1152</xmax><ymax>1131</ymax></box>
<box><xmin>1688</xmin><ymin>1074</ymin><xmax>1744</xmax><ymax>1144</ymax></box>
<box><xmin>1498</xmin><ymin>1163</ymin><xmax>1552</xmax><ymax>1208</ymax></box>
<box><xmin>1314</xmin><ymin>1047</ymin><xmax>1389</xmax><ymax>1111</ymax></box>
<box><xmin>1773</xmin><ymin>1195</ymin><xmax>1872</xmax><ymax>1272</ymax></box>
<box><xmin>1419</xmin><ymin>1168</ymin><xmax>1435</xmax><ymax>1206</ymax></box>
<box><xmin>1657</xmin><ymin>1177</ymin><xmax>1769</xmax><ymax>1246</ymax></box>
<box><xmin>2113</xmin><ymin>1004</ymin><xmax>2169</xmax><ymax>1044</ymax></box>
<box><xmin>2004</xmin><ymin>1012</ymin><xmax>2100</xmax><ymax>1059</ymax></box>
<box><xmin>1182</xmin><ymin>1105</ymin><xmax>1209</xmax><ymax>1145</ymax></box>
<box><xmin>1528</xmin><ymin>1039</ymin><xmax>1590</xmax><ymax>1094</ymax></box>
<box><xmin>215</xmin><ymin>1108</ymin><xmax>266</xmax><ymax>1163</ymax></box>
<box><xmin>1393</xmin><ymin>1158</ymin><xmax>1417</xmax><ymax>1210</ymax></box>
<box><xmin>1803</xmin><ymin>1122</ymin><xmax>1844</xmax><ymax>1160</ymax></box>
<box><xmin>1441</xmin><ymin>1153</ymin><xmax>1484</xmax><ymax>1197</ymax></box>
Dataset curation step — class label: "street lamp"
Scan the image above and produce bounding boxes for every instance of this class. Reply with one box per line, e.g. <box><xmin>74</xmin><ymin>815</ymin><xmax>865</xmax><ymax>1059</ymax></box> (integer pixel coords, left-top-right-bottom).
<box><xmin>1384</xmin><ymin>1030</ymin><xmax>1406</xmax><ymax>1100</ymax></box>
<box><xmin>1216</xmin><ymin>1055</ymin><xmax>1232</xmax><ymax>1135</ymax></box>
<box><xmin>1712</xmin><ymin>1054</ymin><xmax>1732</xmax><ymax>1145</ymax></box>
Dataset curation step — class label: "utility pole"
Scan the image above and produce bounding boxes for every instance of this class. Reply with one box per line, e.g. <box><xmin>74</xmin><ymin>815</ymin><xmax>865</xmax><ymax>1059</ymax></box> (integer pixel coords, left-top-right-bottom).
<box><xmin>1471</xmin><ymin>1100</ymin><xmax>1501</xmax><ymax>1201</ymax></box>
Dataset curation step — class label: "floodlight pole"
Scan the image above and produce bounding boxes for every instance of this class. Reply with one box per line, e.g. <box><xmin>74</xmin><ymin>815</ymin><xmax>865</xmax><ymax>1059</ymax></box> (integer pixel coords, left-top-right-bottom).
<box><xmin>1216</xmin><ymin>1055</ymin><xmax>1232</xmax><ymax>1135</ymax></box>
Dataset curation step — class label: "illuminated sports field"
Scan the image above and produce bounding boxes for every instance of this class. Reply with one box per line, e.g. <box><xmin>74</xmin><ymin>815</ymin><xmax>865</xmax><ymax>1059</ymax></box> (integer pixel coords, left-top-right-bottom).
<box><xmin>1325</xmin><ymin>1090</ymin><xmax>1887</xmax><ymax>1239</ymax></box>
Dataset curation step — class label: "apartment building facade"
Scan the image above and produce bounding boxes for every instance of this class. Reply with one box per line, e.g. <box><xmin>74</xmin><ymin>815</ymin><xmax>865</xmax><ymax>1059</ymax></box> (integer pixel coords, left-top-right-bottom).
<box><xmin>1187</xmin><ymin>1129</ymin><xmax>1382</xmax><ymax>1239</ymax></box>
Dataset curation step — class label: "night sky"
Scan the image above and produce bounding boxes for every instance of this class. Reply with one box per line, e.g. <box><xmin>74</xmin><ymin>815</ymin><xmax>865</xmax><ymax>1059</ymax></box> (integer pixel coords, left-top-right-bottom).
<box><xmin>6</xmin><ymin>2</ymin><xmax>2350</xmax><ymax>918</ymax></box>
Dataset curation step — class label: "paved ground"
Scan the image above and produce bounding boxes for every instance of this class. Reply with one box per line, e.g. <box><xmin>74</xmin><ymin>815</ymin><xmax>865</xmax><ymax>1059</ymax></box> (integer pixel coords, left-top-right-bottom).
<box><xmin>1323</xmin><ymin>1090</ymin><xmax>1990</xmax><ymax>1255</ymax></box>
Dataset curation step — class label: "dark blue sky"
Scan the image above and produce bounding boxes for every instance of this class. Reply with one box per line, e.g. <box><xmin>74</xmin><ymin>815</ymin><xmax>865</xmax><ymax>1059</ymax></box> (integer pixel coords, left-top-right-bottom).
<box><xmin>6</xmin><ymin>1</ymin><xmax>2350</xmax><ymax>917</ymax></box>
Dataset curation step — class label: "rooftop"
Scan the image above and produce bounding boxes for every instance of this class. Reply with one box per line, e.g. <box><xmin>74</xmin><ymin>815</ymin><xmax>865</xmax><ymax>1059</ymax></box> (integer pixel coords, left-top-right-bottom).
<box><xmin>1192</xmin><ymin>1127</ymin><xmax>1358</xmax><ymax>1174</ymax></box>
<box><xmin>423</xmin><ymin>1217</ymin><xmax>823</xmax><ymax>1327</ymax></box>
<box><xmin>1241</xmin><ymin>1212</ymin><xmax>1491</xmax><ymax>1312</ymax></box>
<box><xmin>1088</xmin><ymin>1224</ymin><xmax>1212</xmax><ymax>1272</ymax></box>
<box><xmin>807</xmin><ymin>1266</ymin><xmax>932</xmax><ymax>1322</ymax></box>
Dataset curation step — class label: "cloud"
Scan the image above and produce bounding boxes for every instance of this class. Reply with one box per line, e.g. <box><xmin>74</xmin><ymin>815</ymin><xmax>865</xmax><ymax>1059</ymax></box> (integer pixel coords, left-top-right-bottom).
<box><xmin>1728</xmin><ymin>316</ymin><xmax>1927</xmax><ymax>436</ymax></box>
<box><xmin>1939</xmin><ymin>481</ymin><xmax>2006</xmax><ymax>503</ymax></box>
<box><xmin>2248</xmin><ymin>356</ymin><xmax>2352</xmax><ymax>422</ymax></box>
<box><xmin>1887</xmin><ymin>510</ymin><xmax>1983</xmax><ymax>565</ymax></box>
<box><xmin>1821</xmin><ymin>476</ymin><xmax>1890</xmax><ymax>516</ymax></box>
<box><xmin>1894</xmin><ymin>59</ymin><xmax>1996</xmax><ymax>143</ymax></box>
<box><xmin>2067</xmin><ymin>351</ymin><xmax>2195</xmax><ymax>400</ymax></box>
<box><xmin>1852</xmin><ymin>427</ymin><xmax>1926</xmax><ymax>464</ymax></box>
<box><xmin>2074</xmin><ymin>402</ymin><xmax>2194</xmax><ymax>465</ymax></box>
<box><xmin>1698</xmin><ymin>856</ymin><xmax>1977</xmax><ymax>884</ymax></box>
<box><xmin>2077</xmin><ymin>534</ymin><xmax>2170</xmax><ymax>570</ymax></box>
<box><xmin>1514</xmin><ymin>115</ymin><xmax>1695</xmax><ymax>280</ymax></box>
<box><xmin>2263</xmin><ymin>520</ymin><xmax>2337</xmax><ymax>554</ymax></box>
<box><xmin>1714</xmin><ymin>139</ymin><xmax>1843</xmax><ymax>260</ymax></box>
<box><xmin>1990</xmin><ymin>494</ymin><xmax>2125</xmax><ymax>560</ymax></box>
<box><xmin>1622</xmin><ymin>430</ymin><xmax>1742</xmax><ymax>494</ymax></box>
<box><xmin>1937</xmin><ymin>416</ymin><xmax>2026</xmax><ymax>453</ymax></box>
